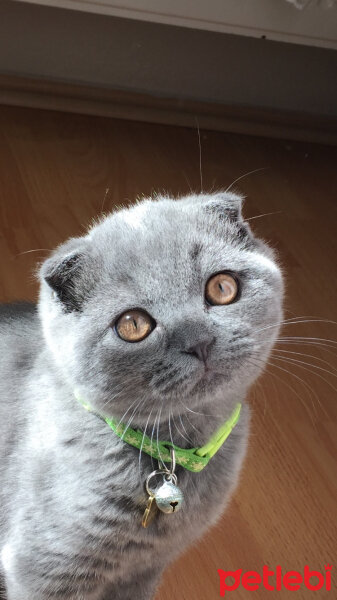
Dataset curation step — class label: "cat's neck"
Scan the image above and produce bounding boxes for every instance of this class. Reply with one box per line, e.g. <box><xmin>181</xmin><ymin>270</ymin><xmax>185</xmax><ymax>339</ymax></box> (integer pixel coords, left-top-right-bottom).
<box><xmin>41</xmin><ymin>348</ymin><xmax>246</xmax><ymax>451</ymax></box>
<box><xmin>125</xmin><ymin>393</ymin><xmax>245</xmax><ymax>450</ymax></box>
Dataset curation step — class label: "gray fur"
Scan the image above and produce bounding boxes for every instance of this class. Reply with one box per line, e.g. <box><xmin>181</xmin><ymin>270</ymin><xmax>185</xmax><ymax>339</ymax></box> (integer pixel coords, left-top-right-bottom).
<box><xmin>0</xmin><ymin>193</ymin><xmax>283</xmax><ymax>599</ymax></box>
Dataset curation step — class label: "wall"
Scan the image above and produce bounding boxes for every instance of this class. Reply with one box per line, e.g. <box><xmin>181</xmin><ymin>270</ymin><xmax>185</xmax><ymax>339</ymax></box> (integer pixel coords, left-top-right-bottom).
<box><xmin>1</xmin><ymin>0</ymin><xmax>337</xmax><ymax>117</ymax></box>
<box><xmin>16</xmin><ymin>0</ymin><xmax>337</xmax><ymax>49</ymax></box>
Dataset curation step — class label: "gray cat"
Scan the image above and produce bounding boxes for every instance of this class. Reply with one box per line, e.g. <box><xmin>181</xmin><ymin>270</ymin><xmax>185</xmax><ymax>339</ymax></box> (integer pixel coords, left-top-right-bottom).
<box><xmin>0</xmin><ymin>192</ymin><xmax>283</xmax><ymax>600</ymax></box>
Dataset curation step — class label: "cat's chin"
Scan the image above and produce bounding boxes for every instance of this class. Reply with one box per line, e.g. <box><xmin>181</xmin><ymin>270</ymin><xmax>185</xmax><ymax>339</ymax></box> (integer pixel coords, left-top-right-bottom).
<box><xmin>157</xmin><ymin>367</ymin><xmax>231</xmax><ymax>402</ymax></box>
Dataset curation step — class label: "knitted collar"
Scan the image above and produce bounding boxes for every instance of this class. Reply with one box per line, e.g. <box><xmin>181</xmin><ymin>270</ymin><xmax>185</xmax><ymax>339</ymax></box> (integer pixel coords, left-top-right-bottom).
<box><xmin>75</xmin><ymin>392</ymin><xmax>241</xmax><ymax>473</ymax></box>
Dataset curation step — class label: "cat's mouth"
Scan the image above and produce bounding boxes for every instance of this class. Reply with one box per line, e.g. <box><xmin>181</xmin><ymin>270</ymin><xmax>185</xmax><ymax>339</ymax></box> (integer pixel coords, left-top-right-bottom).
<box><xmin>193</xmin><ymin>363</ymin><xmax>228</xmax><ymax>388</ymax></box>
<box><xmin>201</xmin><ymin>364</ymin><xmax>216</xmax><ymax>380</ymax></box>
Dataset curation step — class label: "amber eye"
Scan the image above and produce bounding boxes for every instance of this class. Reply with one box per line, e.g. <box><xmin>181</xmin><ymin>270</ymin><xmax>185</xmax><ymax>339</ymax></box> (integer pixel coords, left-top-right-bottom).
<box><xmin>115</xmin><ymin>310</ymin><xmax>154</xmax><ymax>342</ymax></box>
<box><xmin>205</xmin><ymin>272</ymin><xmax>239</xmax><ymax>306</ymax></box>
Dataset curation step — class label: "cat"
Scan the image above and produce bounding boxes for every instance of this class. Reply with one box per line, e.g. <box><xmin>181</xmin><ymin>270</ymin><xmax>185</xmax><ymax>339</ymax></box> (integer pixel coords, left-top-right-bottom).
<box><xmin>0</xmin><ymin>192</ymin><xmax>283</xmax><ymax>600</ymax></box>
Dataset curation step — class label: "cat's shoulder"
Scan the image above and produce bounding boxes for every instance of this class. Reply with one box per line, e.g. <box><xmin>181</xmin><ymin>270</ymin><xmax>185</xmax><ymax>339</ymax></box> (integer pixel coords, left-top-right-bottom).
<box><xmin>0</xmin><ymin>301</ymin><xmax>37</xmax><ymax>327</ymax></box>
<box><xmin>0</xmin><ymin>302</ymin><xmax>41</xmax><ymax>361</ymax></box>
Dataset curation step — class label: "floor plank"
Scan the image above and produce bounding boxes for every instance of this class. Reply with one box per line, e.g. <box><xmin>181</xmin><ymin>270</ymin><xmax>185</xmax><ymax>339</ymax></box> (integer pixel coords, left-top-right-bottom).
<box><xmin>0</xmin><ymin>105</ymin><xmax>336</xmax><ymax>599</ymax></box>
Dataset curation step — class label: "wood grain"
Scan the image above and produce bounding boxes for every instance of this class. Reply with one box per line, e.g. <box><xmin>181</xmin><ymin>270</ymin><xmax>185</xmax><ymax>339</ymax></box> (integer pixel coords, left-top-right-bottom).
<box><xmin>0</xmin><ymin>105</ymin><xmax>336</xmax><ymax>599</ymax></box>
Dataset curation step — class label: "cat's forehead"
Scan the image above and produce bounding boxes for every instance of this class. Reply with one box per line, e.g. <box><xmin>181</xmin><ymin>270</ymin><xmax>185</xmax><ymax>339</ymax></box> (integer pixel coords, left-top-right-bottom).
<box><xmin>89</xmin><ymin>195</ymin><xmax>242</xmax><ymax>278</ymax></box>
<box><xmin>86</xmin><ymin>194</ymin><xmax>279</xmax><ymax>309</ymax></box>
<box><xmin>98</xmin><ymin>195</ymin><xmax>210</xmax><ymax>234</ymax></box>
<box><xmin>90</xmin><ymin>193</ymin><xmax>244</xmax><ymax>253</ymax></box>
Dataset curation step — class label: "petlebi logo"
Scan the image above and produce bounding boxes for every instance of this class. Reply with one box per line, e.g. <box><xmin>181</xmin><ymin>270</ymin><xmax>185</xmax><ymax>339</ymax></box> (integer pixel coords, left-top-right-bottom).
<box><xmin>217</xmin><ymin>565</ymin><xmax>332</xmax><ymax>596</ymax></box>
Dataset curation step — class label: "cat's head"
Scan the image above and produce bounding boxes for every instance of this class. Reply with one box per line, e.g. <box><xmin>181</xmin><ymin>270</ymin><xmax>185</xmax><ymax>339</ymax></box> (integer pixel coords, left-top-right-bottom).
<box><xmin>39</xmin><ymin>193</ymin><xmax>283</xmax><ymax>423</ymax></box>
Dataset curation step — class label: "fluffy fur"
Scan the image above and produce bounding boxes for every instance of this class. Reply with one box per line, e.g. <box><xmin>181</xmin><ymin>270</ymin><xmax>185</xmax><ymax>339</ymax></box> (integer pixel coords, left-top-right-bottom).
<box><xmin>0</xmin><ymin>193</ymin><xmax>283</xmax><ymax>599</ymax></box>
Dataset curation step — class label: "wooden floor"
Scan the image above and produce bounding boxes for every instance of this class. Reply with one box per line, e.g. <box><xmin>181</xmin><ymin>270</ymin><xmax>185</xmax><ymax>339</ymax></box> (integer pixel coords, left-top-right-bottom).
<box><xmin>0</xmin><ymin>105</ymin><xmax>336</xmax><ymax>599</ymax></box>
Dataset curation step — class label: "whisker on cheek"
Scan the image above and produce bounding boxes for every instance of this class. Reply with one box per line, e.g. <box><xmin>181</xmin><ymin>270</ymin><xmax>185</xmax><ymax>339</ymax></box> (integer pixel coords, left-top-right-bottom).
<box><xmin>248</xmin><ymin>355</ymin><xmax>318</xmax><ymax>426</ymax></box>
<box><xmin>151</xmin><ymin>367</ymin><xmax>182</xmax><ymax>389</ymax></box>
<box><xmin>138</xmin><ymin>403</ymin><xmax>155</xmax><ymax>481</ymax></box>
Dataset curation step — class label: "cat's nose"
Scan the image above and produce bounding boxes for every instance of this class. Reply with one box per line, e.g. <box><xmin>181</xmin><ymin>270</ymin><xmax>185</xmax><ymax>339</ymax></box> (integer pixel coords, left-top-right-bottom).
<box><xmin>184</xmin><ymin>338</ymin><xmax>215</xmax><ymax>364</ymax></box>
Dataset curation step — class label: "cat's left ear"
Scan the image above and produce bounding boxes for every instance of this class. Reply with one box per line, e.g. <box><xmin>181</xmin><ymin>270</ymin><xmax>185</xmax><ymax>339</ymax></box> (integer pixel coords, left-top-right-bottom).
<box><xmin>39</xmin><ymin>237</ymin><xmax>93</xmax><ymax>312</ymax></box>
<box><xmin>203</xmin><ymin>192</ymin><xmax>244</xmax><ymax>223</ymax></box>
<box><xmin>203</xmin><ymin>192</ymin><xmax>255</xmax><ymax>243</ymax></box>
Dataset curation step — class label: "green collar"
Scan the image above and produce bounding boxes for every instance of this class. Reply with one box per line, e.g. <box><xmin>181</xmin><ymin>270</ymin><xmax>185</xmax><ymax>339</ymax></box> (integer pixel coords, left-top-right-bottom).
<box><xmin>75</xmin><ymin>392</ymin><xmax>241</xmax><ymax>473</ymax></box>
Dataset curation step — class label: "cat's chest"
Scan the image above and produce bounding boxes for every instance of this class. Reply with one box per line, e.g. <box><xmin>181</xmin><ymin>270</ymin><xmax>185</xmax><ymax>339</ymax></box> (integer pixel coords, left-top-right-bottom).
<box><xmin>79</xmin><ymin>442</ymin><xmax>236</xmax><ymax>547</ymax></box>
<box><xmin>57</xmin><ymin>405</ymin><xmax>248</xmax><ymax>554</ymax></box>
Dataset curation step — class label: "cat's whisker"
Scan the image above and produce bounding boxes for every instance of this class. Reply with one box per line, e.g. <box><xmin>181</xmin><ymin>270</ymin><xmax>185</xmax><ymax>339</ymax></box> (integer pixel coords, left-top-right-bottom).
<box><xmin>178</xmin><ymin>412</ymin><xmax>196</xmax><ymax>444</ymax></box>
<box><xmin>271</xmin><ymin>348</ymin><xmax>337</xmax><ymax>375</ymax></box>
<box><xmin>150</xmin><ymin>406</ymin><xmax>161</xmax><ymax>472</ymax></box>
<box><xmin>100</xmin><ymin>390</ymin><xmax>129</xmax><ymax>411</ymax></box>
<box><xmin>257</xmin><ymin>316</ymin><xmax>337</xmax><ymax>331</ymax></box>
<box><xmin>274</xmin><ymin>339</ymin><xmax>337</xmax><ymax>358</ymax></box>
<box><xmin>168</xmin><ymin>411</ymin><xmax>200</xmax><ymax>499</ymax></box>
<box><xmin>195</xmin><ymin>117</ymin><xmax>203</xmax><ymax>192</ymax></box>
<box><xmin>16</xmin><ymin>248</ymin><xmax>51</xmax><ymax>257</ymax></box>
<box><xmin>181</xmin><ymin>171</ymin><xmax>194</xmax><ymax>194</ymax></box>
<box><xmin>264</xmin><ymin>356</ymin><xmax>324</xmax><ymax>420</ymax></box>
<box><xmin>170</xmin><ymin>409</ymin><xmax>193</xmax><ymax>445</ymax></box>
<box><xmin>101</xmin><ymin>187</ymin><xmax>110</xmax><ymax>213</ymax></box>
<box><xmin>252</xmin><ymin>317</ymin><xmax>337</xmax><ymax>337</ymax></box>
<box><xmin>172</xmin><ymin>413</ymin><xmax>192</xmax><ymax>444</ymax></box>
<box><xmin>276</xmin><ymin>336</ymin><xmax>337</xmax><ymax>347</ymax></box>
<box><xmin>168</xmin><ymin>406</ymin><xmax>174</xmax><ymax>449</ymax></box>
<box><xmin>249</xmin><ymin>337</ymin><xmax>336</xmax><ymax>358</ymax></box>
<box><xmin>280</xmin><ymin>315</ymin><xmax>334</xmax><ymax>323</ymax></box>
<box><xmin>156</xmin><ymin>403</ymin><xmax>166</xmax><ymax>469</ymax></box>
<box><xmin>209</xmin><ymin>178</ymin><xmax>218</xmax><ymax>194</ymax></box>
<box><xmin>179</xmin><ymin>402</ymin><xmax>222</xmax><ymax>419</ymax></box>
<box><xmin>245</xmin><ymin>210</ymin><xmax>282</xmax><ymax>222</ymax></box>
<box><xmin>250</xmin><ymin>336</ymin><xmax>337</xmax><ymax>360</ymax></box>
<box><xmin>247</xmin><ymin>333</ymin><xmax>337</xmax><ymax>354</ymax></box>
<box><xmin>100</xmin><ymin>377</ymin><xmax>145</xmax><ymax>411</ymax></box>
<box><xmin>114</xmin><ymin>394</ymin><xmax>144</xmax><ymax>433</ymax></box>
<box><xmin>120</xmin><ymin>397</ymin><xmax>146</xmax><ymax>441</ymax></box>
<box><xmin>177</xmin><ymin>406</ymin><xmax>202</xmax><ymax>439</ymax></box>
<box><xmin>225</xmin><ymin>166</ymin><xmax>267</xmax><ymax>193</ymax></box>
<box><xmin>275</xmin><ymin>365</ymin><xmax>329</xmax><ymax>417</ymax></box>
<box><xmin>270</xmin><ymin>353</ymin><xmax>337</xmax><ymax>395</ymax></box>
<box><xmin>248</xmin><ymin>355</ymin><xmax>318</xmax><ymax>425</ymax></box>
<box><xmin>138</xmin><ymin>404</ymin><xmax>155</xmax><ymax>480</ymax></box>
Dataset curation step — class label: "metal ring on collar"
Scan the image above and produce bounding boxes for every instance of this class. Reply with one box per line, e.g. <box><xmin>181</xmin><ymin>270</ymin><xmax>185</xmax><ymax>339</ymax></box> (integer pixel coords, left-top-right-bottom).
<box><xmin>145</xmin><ymin>468</ymin><xmax>178</xmax><ymax>497</ymax></box>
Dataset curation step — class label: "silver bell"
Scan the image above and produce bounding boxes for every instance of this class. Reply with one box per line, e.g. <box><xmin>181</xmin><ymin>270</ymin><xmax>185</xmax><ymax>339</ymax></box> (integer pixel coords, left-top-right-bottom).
<box><xmin>154</xmin><ymin>479</ymin><xmax>184</xmax><ymax>514</ymax></box>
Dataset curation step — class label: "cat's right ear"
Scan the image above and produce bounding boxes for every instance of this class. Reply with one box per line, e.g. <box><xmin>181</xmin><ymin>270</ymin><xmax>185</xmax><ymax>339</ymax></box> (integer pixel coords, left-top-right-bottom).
<box><xmin>39</xmin><ymin>238</ymin><xmax>92</xmax><ymax>313</ymax></box>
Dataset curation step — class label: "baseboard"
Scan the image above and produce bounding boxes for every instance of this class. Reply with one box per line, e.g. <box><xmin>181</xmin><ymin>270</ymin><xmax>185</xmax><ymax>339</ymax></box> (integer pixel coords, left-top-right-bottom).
<box><xmin>0</xmin><ymin>74</ymin><xmax>336</xmax><ymax>145</ymax></box>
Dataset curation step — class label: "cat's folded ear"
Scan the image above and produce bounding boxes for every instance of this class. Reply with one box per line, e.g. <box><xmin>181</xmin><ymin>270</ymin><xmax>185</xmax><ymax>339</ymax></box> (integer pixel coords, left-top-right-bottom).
<box><xmin>39</xmin><ymin>237</ymin><xmax>93</xmax><ymax>312</ymax></box>
<box><xmin>203</xmin><ymin>192</ymin><xmax>244</xmax><ymax>222</ymax></box>
<box><xmin>203</xmin><ymin>192</ymin><xmax>255</xmax><ymax>244</ymax></box>
<box><xmin>204</xmin><ymin>192</ymin><xmax>256</xmax><ymax>247</ymax></box>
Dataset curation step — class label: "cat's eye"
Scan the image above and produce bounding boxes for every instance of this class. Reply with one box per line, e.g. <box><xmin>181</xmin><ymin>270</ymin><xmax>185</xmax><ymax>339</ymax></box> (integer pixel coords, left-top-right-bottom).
<box><xmin>115</xmin><ymin>310</ymin><xmax>154</xmax><ymax>343</ymax></box>
<box><xmin>205</xmin><ymin>272</ymin><xmax>239</xmax><ymax>306</ymax></box>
